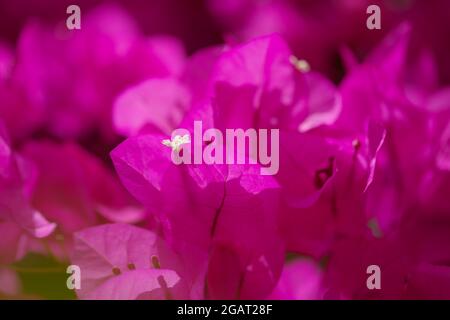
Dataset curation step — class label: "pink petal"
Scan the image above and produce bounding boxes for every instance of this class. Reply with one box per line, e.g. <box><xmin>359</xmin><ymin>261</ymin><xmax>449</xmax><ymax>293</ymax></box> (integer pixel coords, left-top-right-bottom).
<box><xmin>113</xmin><ymin>78</ymin><xmax>190</xmax><ymax>136</ymax></box>
<box><xmin>72</xmin><ymin>223</ymin><xmax>181</xmax><ymax>300</ymax></box>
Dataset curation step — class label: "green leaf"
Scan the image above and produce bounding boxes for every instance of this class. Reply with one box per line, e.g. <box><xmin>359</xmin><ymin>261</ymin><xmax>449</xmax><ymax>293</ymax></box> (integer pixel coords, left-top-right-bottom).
<box><xmin>12</xmin><ymin>253</ymin><xmax>77</xmax><ymax>300</ymax></box>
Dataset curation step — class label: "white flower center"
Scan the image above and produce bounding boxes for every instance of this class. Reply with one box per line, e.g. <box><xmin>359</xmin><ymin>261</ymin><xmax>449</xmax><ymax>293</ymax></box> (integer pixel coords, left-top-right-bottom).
<box><xmin>289</xmin><ymin>55</ymin><xmax>310</xmax><ymax>73</ymax></box>
<box><xmin>162</xmin><ymin>134</ymin><xmax>191</xmax><ymax>151</ymax></box>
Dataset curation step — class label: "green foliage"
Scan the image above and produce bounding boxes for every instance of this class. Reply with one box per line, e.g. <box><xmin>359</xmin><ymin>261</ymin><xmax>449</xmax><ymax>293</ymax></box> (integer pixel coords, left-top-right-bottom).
<box><xmin>12</xmin><ymin>253</ymin><xmax>76</xmax><ymax>300</ymax></box>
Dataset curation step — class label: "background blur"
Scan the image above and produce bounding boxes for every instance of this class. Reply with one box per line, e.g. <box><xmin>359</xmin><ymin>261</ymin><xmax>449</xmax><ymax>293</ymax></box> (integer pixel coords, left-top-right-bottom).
<box><xmin>1</xmin><ymin>0</ymin><xmax>450</xmax><ymax>83</ymax></box>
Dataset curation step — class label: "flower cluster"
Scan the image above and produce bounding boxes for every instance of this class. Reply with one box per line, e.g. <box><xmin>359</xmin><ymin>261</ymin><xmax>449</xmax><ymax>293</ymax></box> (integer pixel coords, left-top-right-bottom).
<box><xmin>0</xmin><ymin>1</ymin><xmax>449</xmax><ymax>299</ymax></box>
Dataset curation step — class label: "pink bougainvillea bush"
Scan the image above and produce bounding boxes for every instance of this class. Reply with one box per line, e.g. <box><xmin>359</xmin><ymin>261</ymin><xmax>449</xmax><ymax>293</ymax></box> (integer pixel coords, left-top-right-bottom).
<box><xmin>0</xmin><ymin>0</ymin><xmax>449</xmax><ymax>299</ymax></box>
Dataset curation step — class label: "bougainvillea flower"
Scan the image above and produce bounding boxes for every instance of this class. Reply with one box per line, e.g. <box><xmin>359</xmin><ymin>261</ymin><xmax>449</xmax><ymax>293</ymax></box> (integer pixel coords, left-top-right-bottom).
<box><xmin>20</xmin><ymin>141</ymin><xmax>144</xmax><ymax>259</ymax></box>
<box><xmin>210</xmin><ymin>34</ymin><xmax>295</xmax><ymax>130</ymax></box>
<box><xmin>208</xmin><ymin>35</ymin><xmax>346</xmax><ymax>196</ymax></box>
<box><xmin>112</xmin><ymin>44</ymin><xmax>227</xmax><ymax>138</ymax></box>
<box><xmin>279</xmin><ymin>122</ymin><xmax>386</xmax><ymax>258</ymax></box>
<box><xmin>72</xmin><ymin>223</ymin><xmax>183</xmax><ymax>300</ymax></box>
<box><xmin>336</xmin><ymin>23</ymin><xmax>412</xmax><ymax>133</ymax></box>
<box><xmin>0</xmin><ymin>126</ymin><xmax>55</xmax><ymax>264</ymax></box>
<box><xmin>201</xmin><ymin>34</ymin><xmax>387</xmax><ymax>261</ymax></box>
<box><xmin>111</xmin><ymin>120</ymin><xmax>285</xmax><ymax>299</ymax></box>
<box><xmin>336</xmin><ymin>23</ymin><xmax>450</xmax><ymax>234</ymax></box>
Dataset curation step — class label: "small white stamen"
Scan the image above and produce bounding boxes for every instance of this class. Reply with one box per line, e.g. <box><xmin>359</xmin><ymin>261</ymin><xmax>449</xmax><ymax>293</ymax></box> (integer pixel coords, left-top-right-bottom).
<box><xmin>162</xmin><ymin>134</ymin><xmax>190</xmax><ymax>152</ymax></box>
<box><xmin>289</xmin><ymin>55</ymin><xmax>310</xmax><ymax>73</ymax></box>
